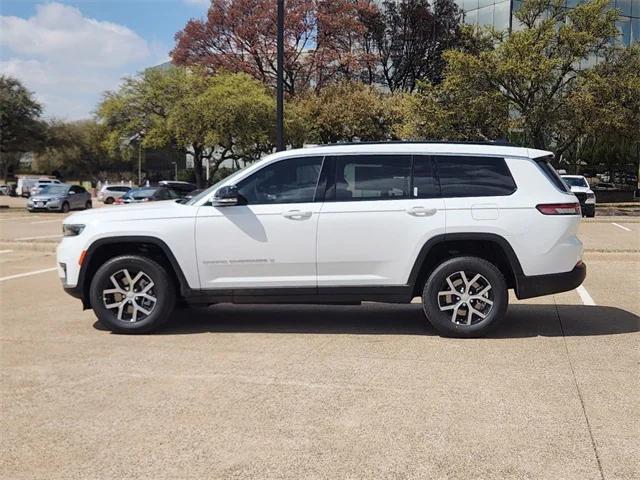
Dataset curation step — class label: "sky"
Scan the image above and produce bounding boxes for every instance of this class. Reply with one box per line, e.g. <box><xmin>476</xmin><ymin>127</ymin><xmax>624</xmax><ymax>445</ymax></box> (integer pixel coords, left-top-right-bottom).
<box><xmin>0</xmin><ymin>0</ymin><xmax>210</xmax><ymax>120</ymax></box>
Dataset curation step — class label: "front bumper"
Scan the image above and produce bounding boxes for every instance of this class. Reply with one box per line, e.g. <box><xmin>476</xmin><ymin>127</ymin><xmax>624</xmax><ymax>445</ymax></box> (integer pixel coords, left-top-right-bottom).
<box><xmin>515</xmin><ymin>261</ymin><xmax>587</xmax><ymax>299</ymax></box>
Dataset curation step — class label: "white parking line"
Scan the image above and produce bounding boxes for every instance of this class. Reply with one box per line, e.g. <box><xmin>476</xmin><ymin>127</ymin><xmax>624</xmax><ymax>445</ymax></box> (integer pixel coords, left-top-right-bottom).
<box><xmin>31</xmin><ymin>219</ymin><xmax>61</xmax><ymax>224</ymax></box>
<box><xmin>14</xmin><ymin>234</ymin><xmax>62</xmax><ymax>241</ymax></box>
<box><xmin>0</xmin><ymin>267</ymin><xmax>57</xmax><ymax>282</ymax></box>
<box><xmin>0</xmin><ymin>249</ymin><xmax>14</xmax><ymax>254</ymax></box>
<box><xmin>576</xmin><ymin>286</ymin><xmax>596</xmax><ymax>306</ymax></box>
<box><xmin>611</xmin><ymin>222</ymin><xmax>632</xmax><ymax>232</ymax></box>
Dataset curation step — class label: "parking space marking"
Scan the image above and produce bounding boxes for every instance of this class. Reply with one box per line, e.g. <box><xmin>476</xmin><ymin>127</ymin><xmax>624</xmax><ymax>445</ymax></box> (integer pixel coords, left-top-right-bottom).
<box><xmin>0</xmin><ymin>250</ymin><xmax>14</xmax><ymax>254</ymax></box>
<box><xmin>14</xmin><ymin>234</ymin><xmax>62</xmax><ymax>241</ymax></box>
<box><xmin>576</xmin><ymin>285</ymin><xmax>596</xmax><ymax>306</ymax></box>
<box><xmin>0</xmin><ymin>267</ymin><xmax>57</xmax><ymax>282</ymax></box>
<box><xmin>611</xmin><ymin>222</ymin><xmax>632</xmax><ymax>232</ymax></box>
<box><xmin>31</xmin><ymin>219</ymin><xmax>62</xmax><ymax>224</ymax></box>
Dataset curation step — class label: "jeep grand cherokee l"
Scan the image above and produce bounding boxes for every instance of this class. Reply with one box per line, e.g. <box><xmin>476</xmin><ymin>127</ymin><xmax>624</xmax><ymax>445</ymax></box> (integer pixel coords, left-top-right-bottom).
<box><xmin>57</xmin><ymin>142</ymin><xmax>586</xmax><ymax>337</ymax></box>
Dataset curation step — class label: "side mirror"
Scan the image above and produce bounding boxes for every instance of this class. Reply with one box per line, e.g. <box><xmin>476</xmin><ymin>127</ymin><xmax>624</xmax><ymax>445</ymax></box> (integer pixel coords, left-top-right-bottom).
<box><xmin>212</xmin><ymin>185</ymin><xmax>239</xmax><ymax>206</ymax></box>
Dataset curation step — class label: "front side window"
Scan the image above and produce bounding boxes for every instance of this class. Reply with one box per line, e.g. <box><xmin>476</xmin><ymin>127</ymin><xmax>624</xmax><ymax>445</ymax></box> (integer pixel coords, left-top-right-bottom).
<box><xmin>237</xmin><ymin>156</ymin><xmax>323</xmax><ymax>205</ymax></box>
<box><xmin>436</xmin><ymin>156</ymin><xmax>517</xmax><ymax>197</ymax></box>
<box><xmin>333</xmin><ymin>155</ymin><xmax>411</xmax><ymax>201</ymax></box>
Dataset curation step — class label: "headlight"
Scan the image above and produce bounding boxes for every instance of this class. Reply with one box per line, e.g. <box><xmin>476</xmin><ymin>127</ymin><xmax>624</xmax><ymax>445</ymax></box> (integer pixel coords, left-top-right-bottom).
<box><xmin>63</xmin><ymin>224</ymin><xmax>85</xmax><ymax>237</ymax></box>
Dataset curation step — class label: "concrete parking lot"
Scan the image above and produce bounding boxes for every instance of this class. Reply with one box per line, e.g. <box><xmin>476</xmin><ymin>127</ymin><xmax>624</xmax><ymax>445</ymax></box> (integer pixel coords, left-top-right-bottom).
<box><xmin>1</xmin><ymin>203</ymin><xmax>638</xmax><ymax>479</ymax></box>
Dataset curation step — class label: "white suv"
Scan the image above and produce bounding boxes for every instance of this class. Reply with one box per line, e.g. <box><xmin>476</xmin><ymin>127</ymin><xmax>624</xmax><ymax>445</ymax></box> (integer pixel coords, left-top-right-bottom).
<box><xmin>57</xmin><ymin>143</ymin><xmax>586</xmax><ymax>337</ymax></box>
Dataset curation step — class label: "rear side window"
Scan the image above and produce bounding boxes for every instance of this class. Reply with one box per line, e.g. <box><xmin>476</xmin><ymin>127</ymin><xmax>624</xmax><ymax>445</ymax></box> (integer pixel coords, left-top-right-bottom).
<box><xmin>333</xmin><ymin>155</ymin><xmax>411</xmax><ymax>201</ymax></box>
<box><xmin>535</xmin><ymin>156</ymin><xmax>570</xmax><ymax>192</ymax></box>
<box><xmin>436</xmin><ymin>156</ymin><xmax>516</xmax><ymax>197</ymax></box>
<box><xmin>412</xmin><ymin>156</ymin><xmax>440</xmax><ymax>198</ymax></box>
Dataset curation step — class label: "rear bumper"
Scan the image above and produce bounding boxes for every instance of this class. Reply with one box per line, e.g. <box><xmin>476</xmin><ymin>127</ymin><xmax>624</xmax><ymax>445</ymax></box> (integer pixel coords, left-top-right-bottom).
<box><xmin>515</xmin><ymin>261</ymin><xmax>586</xmax><ymax>299</ymax></box>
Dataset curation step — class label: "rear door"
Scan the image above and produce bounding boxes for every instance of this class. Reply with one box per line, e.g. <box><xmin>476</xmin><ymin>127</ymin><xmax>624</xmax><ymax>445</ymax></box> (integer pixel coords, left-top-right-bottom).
<box><xmin>316</xmin><ymin>154</ymin><xmax>445</xmax><ymax>287</ymax></box>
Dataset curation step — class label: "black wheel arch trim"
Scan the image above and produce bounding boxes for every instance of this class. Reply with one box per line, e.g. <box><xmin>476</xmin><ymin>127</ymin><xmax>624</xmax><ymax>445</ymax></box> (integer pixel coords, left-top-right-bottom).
<box><xmin>74</xmin><ymin>235</ymin><xmax>192</xmax><ymax>308</ymax></box>
<box><xmin>406</xmin><ymin>232</ymin><xmax>525</xmax><ymax>294</ymax></box>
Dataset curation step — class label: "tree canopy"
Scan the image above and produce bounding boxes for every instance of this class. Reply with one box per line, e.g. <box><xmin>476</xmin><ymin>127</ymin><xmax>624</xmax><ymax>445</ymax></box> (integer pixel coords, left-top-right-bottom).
<box><xmin>98</xmin><ymin>68</ymin><xmax>275</xmax><ymax>187</ymax></box>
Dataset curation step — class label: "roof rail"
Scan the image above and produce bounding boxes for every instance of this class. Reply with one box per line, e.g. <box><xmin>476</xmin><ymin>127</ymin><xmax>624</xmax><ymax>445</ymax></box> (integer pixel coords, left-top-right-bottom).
<box><xmin>314</xmin><ymin>140</ymin><xmax>517</xmax><ymax>147</ymax></box>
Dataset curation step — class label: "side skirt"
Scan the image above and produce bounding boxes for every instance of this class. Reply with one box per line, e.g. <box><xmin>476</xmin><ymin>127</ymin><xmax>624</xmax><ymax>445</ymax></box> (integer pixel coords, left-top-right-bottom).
<box><xmin>183</xmin><ymin>285</ymin><xmax>413</xmax><ymax>305</ymax></box>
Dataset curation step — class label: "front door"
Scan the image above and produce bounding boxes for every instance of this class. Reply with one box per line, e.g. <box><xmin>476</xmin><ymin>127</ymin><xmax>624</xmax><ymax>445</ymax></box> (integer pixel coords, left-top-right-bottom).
<box><xmin>195</xmin><ymin>156</ymin><xmax>325</xmax><ymax>289</ymax></box>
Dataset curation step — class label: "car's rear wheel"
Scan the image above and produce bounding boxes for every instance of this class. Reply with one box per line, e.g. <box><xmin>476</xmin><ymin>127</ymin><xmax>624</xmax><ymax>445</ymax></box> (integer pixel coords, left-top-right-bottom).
<box><xmin>89</xmin><ymin>255</ymin><xmax>176</xmax><ymax>333</ymax></box>
<box><xmin>85</xmin><ymin>200</ymin><xmax>92</xmax><ymax>209</ymax></box>
<box><xmin>422</xmin><ymin>256</ymin><xmax>508</xmax><ymax>338</ymax></box>
<box><xmin>105</xmin><ymin>197</ymin><xmax>114</xmax><ymax>204</ymax></box>
<box><xmin>60</xmin><ymin>202</ymin><xmax>70</xmax><ymax>213</ymax></box>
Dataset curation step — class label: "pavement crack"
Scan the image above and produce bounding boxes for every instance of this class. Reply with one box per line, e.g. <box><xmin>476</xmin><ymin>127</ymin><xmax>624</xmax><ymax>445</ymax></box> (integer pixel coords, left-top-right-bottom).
<box><xmin>553</xmin><ymin>297</ymin><xmax>606</xmax><ymax>480</ymax></box>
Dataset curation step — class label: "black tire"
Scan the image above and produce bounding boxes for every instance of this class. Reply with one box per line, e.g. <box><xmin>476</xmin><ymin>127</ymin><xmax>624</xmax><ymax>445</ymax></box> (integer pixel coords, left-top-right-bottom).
<box><xmin>89</xmin><ymin>255</ymin><xmax>176</xmax><ymax>334</ymax></box>
<box><xmin>586</xmin><ymin>212</ymin><xmax>595</xmax><ymax>218</ymax></box>
<box><xmin>105</xmin><ymin>197</ymin><xmax>114</xmax><ymax>204</ymax></box>
<box><xmin>422</xmin><ymin>256</ymin><xmax>508</xmax><ymax>338</ymax></box>
<box><xmin>85</xmin><ymin>200</ymin><xmax>92</xmax><ymax>210</ymax></box>
<box><xmin>61</xmin><ymin>202</ymin><xmax>70</xmax><ymax>213</ymax></box>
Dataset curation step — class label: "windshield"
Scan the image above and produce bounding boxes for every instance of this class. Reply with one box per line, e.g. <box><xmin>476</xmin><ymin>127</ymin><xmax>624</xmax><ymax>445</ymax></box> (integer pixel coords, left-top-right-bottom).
<box><xmin>40</xmin><ymin>185</ymin><xmax>69</xmax><ymax>195</ymax></box>
<box><xmin>562</xmin><ymin>177</ymin><xmax>588</xmax><ymax>188</ymax></box>
<box><xmin>125</xmin><ymin>187</ymin><xmax>157</xmax><ymax>199</ymax></box>
<box><xmin>184</xmin><ymin>165</ymin><xmax>252</xmax><ymax>205</ymax></box>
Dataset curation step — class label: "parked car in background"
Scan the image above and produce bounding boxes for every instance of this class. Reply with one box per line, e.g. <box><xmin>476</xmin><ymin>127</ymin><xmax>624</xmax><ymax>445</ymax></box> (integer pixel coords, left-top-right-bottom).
<box><xmin>0</xmin><ymin>184</ymin><xmax>14</xmax><ymax>196</ymax></box>
<box><xmin>158</xmin><ymin>180</ymin><xmax>197</xmax><ymax>198</ymax></box>
<box><xmin>178</xmin><ymin>188</ymin><xmax>204</xmax><ymax>203</ymax></box>
<box><xmin>592</xmin><ymin>182</ymin><xmax>616</xmax><ymax>191</ymax></box>
<box><xmin>116</xmin><ymin>186</ymin><xmax>179</xmax><ymax>204</ymax></box>
<box><xmin>561</xmin><ymin>175</ymin><xmax>595</xmax><ymax>217</ymax></box>
<box><xmin>97</xmin><ymin>185</ymin><xmax>131</xmax><ymax>204</ymax></box>
<box><xmin>16</xmin><ymin>176</ymin><xmax>57</xmax><ymax>197</ymax></box>
<box><xmin>27</xmin><ymin>184</ymin><xmax>92</xmax><ymax>213</ymax></box>
<box><xmin>30</xmin><ymin>179</ymin><xmax>63</xmax><ymax>197</ymax></box>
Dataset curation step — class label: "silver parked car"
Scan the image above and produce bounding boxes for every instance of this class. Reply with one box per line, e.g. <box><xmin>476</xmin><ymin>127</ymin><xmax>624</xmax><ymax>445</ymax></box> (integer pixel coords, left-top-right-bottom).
<box><xmin>27</xmin><ymin>184</ymin><xmax>92</xmax><ymax>213</ymax></box>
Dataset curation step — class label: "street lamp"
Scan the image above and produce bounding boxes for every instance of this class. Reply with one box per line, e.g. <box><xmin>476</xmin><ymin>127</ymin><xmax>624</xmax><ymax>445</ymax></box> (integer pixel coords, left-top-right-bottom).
<box><xmin>171</xmin><ymin>162</ymin><xmax>177</xmax><ymax>181</ymax></box>
<box><xmin>276</xmin><ymin>0</ymin><xmax>285</xmax><ymax>152</ymax></box>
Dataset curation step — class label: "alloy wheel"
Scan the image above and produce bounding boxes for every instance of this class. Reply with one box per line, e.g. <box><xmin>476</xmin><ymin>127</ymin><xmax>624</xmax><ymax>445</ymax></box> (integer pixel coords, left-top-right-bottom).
<box><xmin>102</xmin><ymin>269</ymin><xmax>157</xmax><ymax>322</ymax></box>
<box><xmin>437</xmin><ymin>270</ymin><xmax>494</xmax><ymax>325</ymax></box>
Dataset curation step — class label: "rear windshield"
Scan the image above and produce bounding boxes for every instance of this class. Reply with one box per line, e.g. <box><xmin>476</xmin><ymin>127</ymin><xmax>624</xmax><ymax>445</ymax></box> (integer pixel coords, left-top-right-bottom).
<box><xmin>126</xmin><ymin>188</ymin><xmax>157</xmax><ymax>199</ymax></box>
<box><xmin>562</xmin><ymin>177</ymin><xmax>588</xmax><ymax>188</ymax></box>
<box><xmin>535</xmin><ymin>156</ymin><xmax>570</xmax><ymax>192</ymax></box>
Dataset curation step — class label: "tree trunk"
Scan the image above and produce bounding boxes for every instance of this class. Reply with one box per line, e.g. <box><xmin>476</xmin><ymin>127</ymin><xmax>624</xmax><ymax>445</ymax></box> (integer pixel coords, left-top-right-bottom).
<box><xmin>192</xmin><ymin>145</ymin><xmax>205</xmax><ymax>188</ymax></box>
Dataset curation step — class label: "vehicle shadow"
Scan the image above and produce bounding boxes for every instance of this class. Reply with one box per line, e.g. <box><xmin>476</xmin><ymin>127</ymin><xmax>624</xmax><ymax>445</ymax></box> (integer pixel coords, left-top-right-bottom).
<box><xmin>103</xmin><ymin>302</ymin><xmax>639</xmax><ymax>338</ymax></box>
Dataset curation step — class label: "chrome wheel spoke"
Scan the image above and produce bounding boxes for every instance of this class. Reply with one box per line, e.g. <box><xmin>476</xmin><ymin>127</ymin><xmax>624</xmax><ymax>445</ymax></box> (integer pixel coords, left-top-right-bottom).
<box><xmin>103</xmin><ymin>268</ymin><xmax>157</xmax><ymax>323</ymax></box>
<box><xmin>438</xmin><ymin>270</ymin><xmax>494</xmax><ymax>326</ymax></box>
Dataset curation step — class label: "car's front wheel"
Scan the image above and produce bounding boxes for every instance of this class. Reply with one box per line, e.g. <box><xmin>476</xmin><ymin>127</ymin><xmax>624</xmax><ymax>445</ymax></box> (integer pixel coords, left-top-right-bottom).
<box><xmin>422</xmin><ymin>256</ymin><xmax>508</xmax><ymax>338</ymax></box>
<box><xmin>89</xmin><ymin>255</ymin><xmax>176</xmax><ymax>333</ymax></box>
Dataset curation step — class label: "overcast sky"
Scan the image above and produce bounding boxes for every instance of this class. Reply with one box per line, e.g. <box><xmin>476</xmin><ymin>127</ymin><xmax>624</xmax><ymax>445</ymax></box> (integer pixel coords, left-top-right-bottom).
<box><xmin>0</xmin><ymin>0</ymin><xmax>209</xmax><ymax>120</ymax></box>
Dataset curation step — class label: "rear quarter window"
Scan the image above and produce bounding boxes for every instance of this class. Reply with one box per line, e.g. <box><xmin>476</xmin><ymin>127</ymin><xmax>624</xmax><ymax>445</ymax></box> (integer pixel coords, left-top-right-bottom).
<box><xmin>436</xmin><ymin>156</ymin><xmax>517</xmax><ymax>197</ymax></box>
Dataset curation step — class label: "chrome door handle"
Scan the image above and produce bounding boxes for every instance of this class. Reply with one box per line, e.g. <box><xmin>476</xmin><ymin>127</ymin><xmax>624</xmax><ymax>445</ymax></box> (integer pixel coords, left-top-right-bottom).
<box><xmin>282</xmin><ymin>210</ymin><xmax>312</xmax><ymax>219</ymax></box>
<box><xmin>407</xmin><ymin>206</ymin><xmax>437</xmax><ymax>216</ymax></box>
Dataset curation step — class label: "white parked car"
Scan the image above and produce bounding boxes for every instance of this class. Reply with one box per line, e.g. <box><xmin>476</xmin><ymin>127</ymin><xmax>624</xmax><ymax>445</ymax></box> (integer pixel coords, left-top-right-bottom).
<box><xmin>30</xmin><ymin>179</ymin><xmax>62</xmax><ymax>197</ymax></box>
<box><xmin>57</xmin><ymin>142</ymin><xmax>586</xmax><ymax>337</ymax></box>
<box><xmin>561</xmin><ymin>175</ymin><xmax>596</xmax><ymax>217</ymax></box>
<box><xmin>97</xmin><ymin>185</ymin><xmax>131</xmax><ymax>204</ymax></box>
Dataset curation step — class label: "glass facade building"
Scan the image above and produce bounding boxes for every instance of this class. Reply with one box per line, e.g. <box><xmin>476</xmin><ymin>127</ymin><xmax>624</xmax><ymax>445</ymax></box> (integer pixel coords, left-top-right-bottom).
<box><xmin>455</xmin><ymin>0</ymin><xmax>640</xmax><ymax>46</ymax></box>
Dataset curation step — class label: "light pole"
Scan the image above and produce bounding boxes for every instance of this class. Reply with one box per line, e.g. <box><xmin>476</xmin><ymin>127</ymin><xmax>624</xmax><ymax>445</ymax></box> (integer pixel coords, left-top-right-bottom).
<box><xmin>137</xmin><ymin>141</ymin><xmax>142</xmax><ymax>186</ymax></box>
<box><xmin>172</xmin><ymin>162</ymin><xmax>177</xmax><ymax>181</ymax></box>
<box><xmin>276</xmin><ymin>0</ymin><xmax>285</xmax><ymax>152</ymax></box>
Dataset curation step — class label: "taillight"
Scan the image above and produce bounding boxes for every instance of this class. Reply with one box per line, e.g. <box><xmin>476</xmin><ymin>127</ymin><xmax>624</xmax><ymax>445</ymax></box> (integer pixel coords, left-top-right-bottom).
<box><xmin>536</xmin><ymin>203</ymin><xmax>581</xmax><ymax>215</ymax></box>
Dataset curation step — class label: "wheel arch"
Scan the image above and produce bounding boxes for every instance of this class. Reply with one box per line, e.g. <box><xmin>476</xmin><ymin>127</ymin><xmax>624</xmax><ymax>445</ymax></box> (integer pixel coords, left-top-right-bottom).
<box><xmin>78</xmin><ymin>236</ymin><xmax>190</xmax><ymax>309</ymax></box>
<box><xmin>408</xmin><ymin>233</ymin><xmax>524</xmax><ymax>297</ymax></box>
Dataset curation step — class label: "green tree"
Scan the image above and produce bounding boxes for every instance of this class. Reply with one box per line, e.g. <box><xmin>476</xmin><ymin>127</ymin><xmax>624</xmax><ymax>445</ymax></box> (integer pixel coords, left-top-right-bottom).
<box><xmin>294</xmin><ymin>81</ymin><xmax>401</xmax><ymax>143</ymax></box>
<box><xmin>405</xmin><ymin>0</ymin><xmax>619</xmax><ymax>152</ymax></box>
<box><xmin>98</xmin><ymin>68</ymin><xmax>274</xmax><ymax>187</ymax></box>
<box><xmin>34</xmin><ymin>120</ymin><xmax>120</xmax><ymax>179</ymax></box>
<box><xmin>0</xmin><ymin>76</ymin><xmax>47</xmax><ymax>181</ymax></box>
